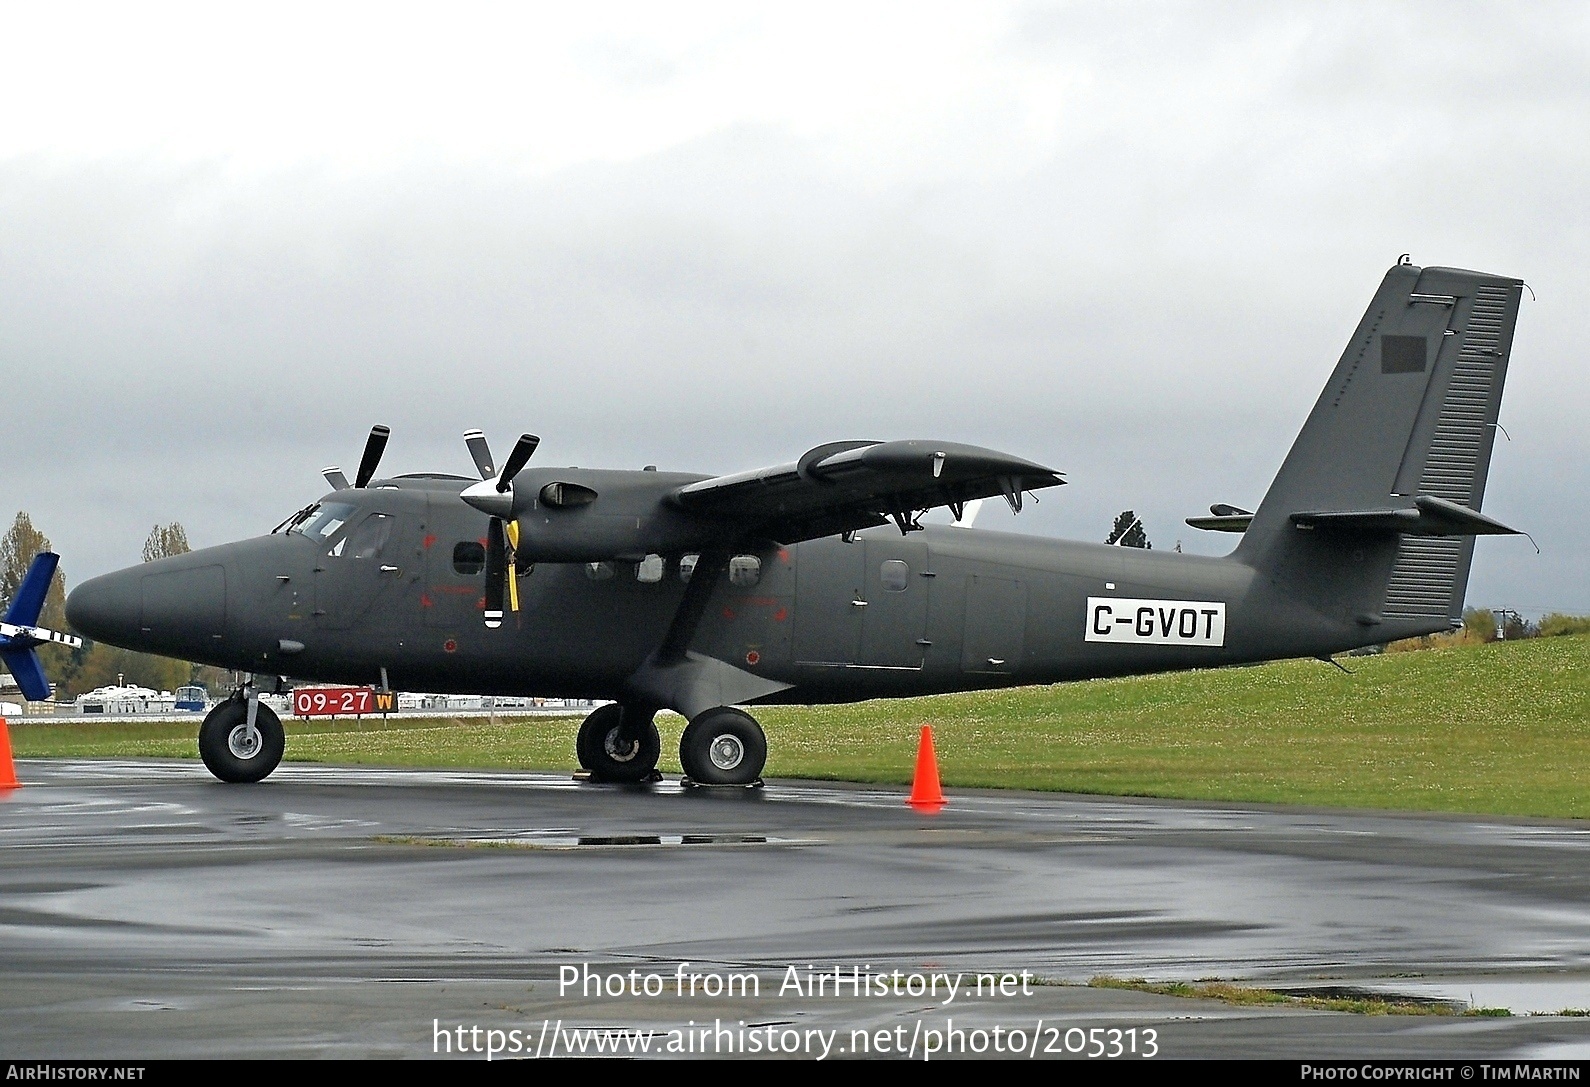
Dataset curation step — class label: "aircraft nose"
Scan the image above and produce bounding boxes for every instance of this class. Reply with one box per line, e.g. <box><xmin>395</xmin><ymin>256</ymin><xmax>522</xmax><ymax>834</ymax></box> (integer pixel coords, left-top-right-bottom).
<box><xmin>65</xmin><ymin>566</ymin><xmax>144</xmax><ymax>647</ymax></box>
<box><xmin>66</xmin><ymin>559</ymin><xmax>229</xmax><ymax>655</ymax></box>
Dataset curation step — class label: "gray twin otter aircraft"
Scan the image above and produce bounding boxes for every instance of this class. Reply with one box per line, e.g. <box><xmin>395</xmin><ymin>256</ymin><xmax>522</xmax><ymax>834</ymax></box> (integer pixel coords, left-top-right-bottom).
<box><xmin>67</xmin><ymin>261</ymin><xmax>1526</xmax><ymax>787</ymax></box>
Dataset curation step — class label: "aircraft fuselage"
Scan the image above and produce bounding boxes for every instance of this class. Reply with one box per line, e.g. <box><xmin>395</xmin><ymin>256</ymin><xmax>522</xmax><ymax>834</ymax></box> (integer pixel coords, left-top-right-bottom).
<box><xmin>74</xmin><ymin>475</ymin><xmax>1441</xmax><ymax>706</ymax></box>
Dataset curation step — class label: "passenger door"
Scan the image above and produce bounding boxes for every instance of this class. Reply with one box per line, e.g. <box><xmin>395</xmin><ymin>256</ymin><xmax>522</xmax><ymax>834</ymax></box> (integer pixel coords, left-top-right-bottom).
<box><xmin>859</xmin><ymin>539</ymin><xmax>930</xmax><ymax>669</ymax></box>
<box><xmin>792</xmin><ymin>537</ymin><xmax>866</xmax><ymax>665</ymax></box>
<box><xmin>313</xmin><ymin>512</ymin><xmax>399</xmax><ymax>630</ymax></box>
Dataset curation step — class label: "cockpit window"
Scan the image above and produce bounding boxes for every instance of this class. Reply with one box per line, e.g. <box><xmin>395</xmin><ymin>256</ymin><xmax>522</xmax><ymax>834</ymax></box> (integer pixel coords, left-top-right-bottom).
<box><xmin>340</xmin><ymin>513</ymin><xmax>393</xmax><ymax>560</ymax></box>
<box><xmin>294</xmin><ymin>502</ymin><xmax>358</xmax><ymax>542</ymax></box>
<box><xmin>273</xmin><ymin>502</ymin><xmax>319</xmax><ymax>535</ymax></box>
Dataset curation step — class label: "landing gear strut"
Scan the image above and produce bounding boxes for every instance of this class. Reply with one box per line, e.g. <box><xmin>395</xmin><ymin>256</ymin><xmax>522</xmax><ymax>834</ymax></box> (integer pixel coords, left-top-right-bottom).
<box><xmin>679</xmin><ymin>707</ymin><xmax>767</xmax><ymax>786</ymax></box>
<box><xmin>199</xmin><ymin>690</ymin><xmax>285</xmax><ymax>783</ymax></box>
<box><xmin>576</xmin><ymin>703</ymin><xmax>661</xmax><ymax>783</ymax></box>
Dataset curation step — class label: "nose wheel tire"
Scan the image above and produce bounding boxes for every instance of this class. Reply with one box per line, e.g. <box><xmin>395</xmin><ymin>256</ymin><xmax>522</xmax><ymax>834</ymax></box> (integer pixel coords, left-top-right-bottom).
<box><xmin>199</xmin><ymin>697</ymin><xmax>285</xmax><ymax>783</ymax></box>
<box><xmin>679</xmin><ymin>707</ymin><xmax>767</xmax><ymax>786</ymax></box>
<box><xmin>576</xmin><ymin>703</ymin><xmax>661</xmax><ymax>783</ymax></box>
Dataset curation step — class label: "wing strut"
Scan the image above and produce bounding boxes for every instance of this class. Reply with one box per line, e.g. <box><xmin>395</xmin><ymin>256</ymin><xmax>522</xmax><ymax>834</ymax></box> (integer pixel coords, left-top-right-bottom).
<box><xmin>655</xmin><ymin>551</ymin><xmax>729</xmax><ymax>667</ymax></box>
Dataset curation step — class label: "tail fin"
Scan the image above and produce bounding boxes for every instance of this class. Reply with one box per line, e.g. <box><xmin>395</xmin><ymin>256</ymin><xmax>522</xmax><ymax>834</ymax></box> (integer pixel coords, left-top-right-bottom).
<box><xmin>1237</xmin><ymin>262</ymin><xmax>1524</xmax><ymax>631</ymax></box>
<box><xmin>4</xmin><ymin>551</ymin><xmax>59</xmax><ymax>628</ymax></box>
<box><xmin>1</xmin><ymin>552</ymin><xmax>78</xmax><ymax>702</ymax></box>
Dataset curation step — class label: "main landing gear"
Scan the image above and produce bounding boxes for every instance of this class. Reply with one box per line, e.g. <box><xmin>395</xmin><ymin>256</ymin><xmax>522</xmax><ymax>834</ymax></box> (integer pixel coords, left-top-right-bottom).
<box><xmin>576</xmin><ymin>703</ymin><xmax>662</xmax><ymax>784</ymax></box>
<box><xmin>575</xmin><ymin>703</ymin><xmax>767</xmax><ymax>787</ymax></box>
<box><xmin>679</xmin><ymin>707</ymin><xmax>767</xmax><ymax>787</ymax></box>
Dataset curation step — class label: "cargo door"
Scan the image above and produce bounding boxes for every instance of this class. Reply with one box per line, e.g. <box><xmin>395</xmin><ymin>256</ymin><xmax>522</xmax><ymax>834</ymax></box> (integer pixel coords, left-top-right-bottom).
<box><xmin>961</xmin><ymin>574</ymin><xmax>1025</xmax><ymax>674</ymax></box>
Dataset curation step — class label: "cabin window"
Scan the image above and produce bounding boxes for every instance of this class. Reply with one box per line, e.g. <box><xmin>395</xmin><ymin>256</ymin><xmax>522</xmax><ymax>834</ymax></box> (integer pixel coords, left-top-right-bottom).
<box><xmin>728</xmin><ymin>555</ymin><xmax>761</xmax><ymax>588</ymax></box>
<box><xmin>453</xmin><ymin>541</ymin><xmax>485</xmax><ymax>575</ymax></box>
<box><xmin>679</xmin><ymin>554</ymin><xmax>698</xmax><ymax>582</ymax></box>
<box><xmin>880</xmin><ymin>559</ymin><xmax>910</xmax><ymax>591</ymax></box>
<box><xmin>342</xmin><ymin>513</ymin><xmax>392</xmax><ymax>560</ymax></box>
<box><xmin>636</xmin><ymin>554</ymin><xmax>664</xmax><ymax>583</ymax></box>
<box><xmin>585</xmin><ymin>561</ymin><xmax>614</xmax><ymax>581</ymax></box>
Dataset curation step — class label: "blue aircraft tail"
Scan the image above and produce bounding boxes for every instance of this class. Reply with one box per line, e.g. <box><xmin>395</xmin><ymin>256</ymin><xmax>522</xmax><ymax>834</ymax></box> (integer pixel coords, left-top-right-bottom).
<box><xmin>4</xmin><ymin>551</ymin><xmax>58</xmax><ymax>628</ymax></box>
<box><xmin>1</xmin><ymin>552</ymin><xmax>70</xmax><ymax>702</ymax></box>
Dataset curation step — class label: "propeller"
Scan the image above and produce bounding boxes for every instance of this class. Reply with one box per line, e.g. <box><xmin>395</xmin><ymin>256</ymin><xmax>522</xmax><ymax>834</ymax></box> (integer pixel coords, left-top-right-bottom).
<box><xmin>461</xmin><ymin>430</ymin><xmax>540</xmax><ymax>628</ymax></box>
<box><xmin>484</xmin><ymin>517</ymin><xmax>507</xmax><ymax>629</ymax></box>
<box><xmin>322</xmin><ymin>425</ymin><xmax>392</xmax><ymax>491</ymax></box>
<box><xmin>355</xmin><ymin>425</ymin><xmax>391</xmax><ymax>488</ymax></box>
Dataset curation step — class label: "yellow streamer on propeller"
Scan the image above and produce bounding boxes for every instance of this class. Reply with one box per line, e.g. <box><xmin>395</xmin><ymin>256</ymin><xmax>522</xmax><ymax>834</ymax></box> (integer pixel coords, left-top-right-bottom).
<box><xmin>504</xmin><ymin>520</ymin><xmax>521</xmax><ymax>612</ymax></box>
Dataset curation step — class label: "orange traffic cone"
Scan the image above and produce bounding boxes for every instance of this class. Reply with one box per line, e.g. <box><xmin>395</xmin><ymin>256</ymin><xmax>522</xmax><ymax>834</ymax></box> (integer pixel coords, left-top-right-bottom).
<box><xmin>907</xmin><ymin>724</ymin><xmax>945</xmax><ymax>813</ymax></box>
<box><xmin>0</xmin><ymin>717</ymin><xmax>18</xmax><ymax>790</ymax></box>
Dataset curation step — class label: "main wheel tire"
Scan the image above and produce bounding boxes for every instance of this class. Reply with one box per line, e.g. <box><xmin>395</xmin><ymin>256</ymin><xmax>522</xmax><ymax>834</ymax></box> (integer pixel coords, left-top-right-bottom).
<box><xmin>679</xmin><ymin>707</ymin><xmax>767</xmax><ymax>786</ymax></box>
<box><xmin>576</xmin><ymin>704</ymin><xmax>661</xmax><ymax>783</ymax></box>
<box><xmin>198</xmin><ymin>697</ymin><xmax>285</xmax><ymax>783</ymax></box>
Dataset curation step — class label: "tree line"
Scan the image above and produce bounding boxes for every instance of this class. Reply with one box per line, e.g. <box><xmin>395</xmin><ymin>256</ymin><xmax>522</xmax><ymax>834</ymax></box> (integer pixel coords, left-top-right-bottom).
<box><xmin>1</xmin><ymin>511</ymin><xmax>228</xmax><ymax>700</ymax></box>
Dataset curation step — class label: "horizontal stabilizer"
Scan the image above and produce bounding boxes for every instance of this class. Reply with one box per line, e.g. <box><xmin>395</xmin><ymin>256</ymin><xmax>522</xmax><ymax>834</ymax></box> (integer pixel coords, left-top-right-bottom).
<box><xmin>1186</xmin><ymin>514</ymin><xmax>1253</xmax><ymax>533</ymax></box>
<box><xmin>0</xmin><ymin>621</ymin><xmax>84</xmax><ymax>648</ymax></box>
<box><xmin>1186</xmin><ymin>503</ymin><xmax>1254</xmax><ymax>533</ymax></box>
<box><xmin>1291</xmin><ymin>494</ymin><xmax>1522</xmax><ymax>537</ymax></box>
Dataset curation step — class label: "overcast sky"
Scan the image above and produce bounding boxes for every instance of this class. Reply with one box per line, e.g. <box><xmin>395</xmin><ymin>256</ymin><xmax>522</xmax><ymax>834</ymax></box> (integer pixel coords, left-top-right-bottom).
<box><xmin>4</xmin><ymin>1</ymin><xmax>1586</xmax><ymax>614</ymax></box>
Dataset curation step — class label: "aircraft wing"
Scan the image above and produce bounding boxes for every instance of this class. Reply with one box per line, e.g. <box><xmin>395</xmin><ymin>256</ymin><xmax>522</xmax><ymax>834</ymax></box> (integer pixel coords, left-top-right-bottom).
<box><xmin>671</xmin><ymin>439</ymin><xmax>1064</xmax><ymax>545</ymax></box>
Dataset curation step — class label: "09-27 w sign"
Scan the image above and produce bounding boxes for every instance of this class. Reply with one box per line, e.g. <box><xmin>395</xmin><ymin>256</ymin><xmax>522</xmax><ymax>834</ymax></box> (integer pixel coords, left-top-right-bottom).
<box><xmin>292</xmin><ymin>687</ymin><xmax>396</xmax><ymax>716</ymax></box>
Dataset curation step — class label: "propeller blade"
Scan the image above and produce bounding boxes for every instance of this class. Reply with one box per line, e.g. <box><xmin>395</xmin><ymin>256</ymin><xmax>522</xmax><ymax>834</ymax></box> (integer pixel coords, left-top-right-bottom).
<box><xmin>354</xmin><ymin>425</ymin><xmax>392</xmax><ymax>488</ymax></box>
<box><xmin>322</xmin><ymin>466</ymin><xmax>350</xmax><ymax>491</ymax></box>
<box><xmin>496</xmin><ymin>434</ymin><xmax>540</xmax><ymax>493</ymax></box>
<box><xmin>484</xmin><ymin>518</ymin><xmax>506</xmax><ymax>628</ymax></box>
<box><xmin>463</xmin><ymin>429</ymin><xmax>495</xmax><ymax>481</ymax></box>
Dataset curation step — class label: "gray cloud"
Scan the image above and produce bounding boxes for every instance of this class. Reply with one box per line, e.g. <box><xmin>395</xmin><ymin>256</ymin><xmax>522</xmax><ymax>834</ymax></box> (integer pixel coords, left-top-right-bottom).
<box><xmin>3</xmin><ymin>4</ymin><xmax>1585</xmax><ymax>616</ymax></box>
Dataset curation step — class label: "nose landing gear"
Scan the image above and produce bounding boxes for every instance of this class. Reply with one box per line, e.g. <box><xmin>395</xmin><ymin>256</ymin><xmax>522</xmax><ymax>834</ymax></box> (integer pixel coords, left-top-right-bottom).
<box><xmin>199</xmin><ymin>689</ymin><xmax>285</xmax><ymax>783</ymax></box>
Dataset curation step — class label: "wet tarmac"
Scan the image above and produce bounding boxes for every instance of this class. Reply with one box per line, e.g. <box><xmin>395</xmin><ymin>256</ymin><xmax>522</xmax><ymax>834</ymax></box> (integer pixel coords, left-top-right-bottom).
<box><xmin>1</xmin><ymin>759</ymin><xmax>1587</xmax><ymax>1060</ymax></box>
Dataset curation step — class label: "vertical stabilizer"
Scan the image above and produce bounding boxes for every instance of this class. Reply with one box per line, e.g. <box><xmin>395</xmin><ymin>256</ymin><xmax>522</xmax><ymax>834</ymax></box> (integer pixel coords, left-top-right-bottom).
<box><xmin>1237</xmin><ymin>262</ymin><xmax>1523</xmax><ymax>628</ymax></box>
<box><xmin>3</xmin><ymin>551</ymin><xmax>59</xmax><ymax>628</ymax></box>
<box><xmin>1</xmin><ymin>552</ymin><xmax>80</xmax><ymax>702</ymax></box>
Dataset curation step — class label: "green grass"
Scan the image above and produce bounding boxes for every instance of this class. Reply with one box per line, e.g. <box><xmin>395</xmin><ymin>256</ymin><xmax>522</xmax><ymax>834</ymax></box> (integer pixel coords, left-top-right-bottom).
<box><xmin>9</xmin><ymin>633</ymin><xmax>1588</xmax><ymax>819</ymax></box>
